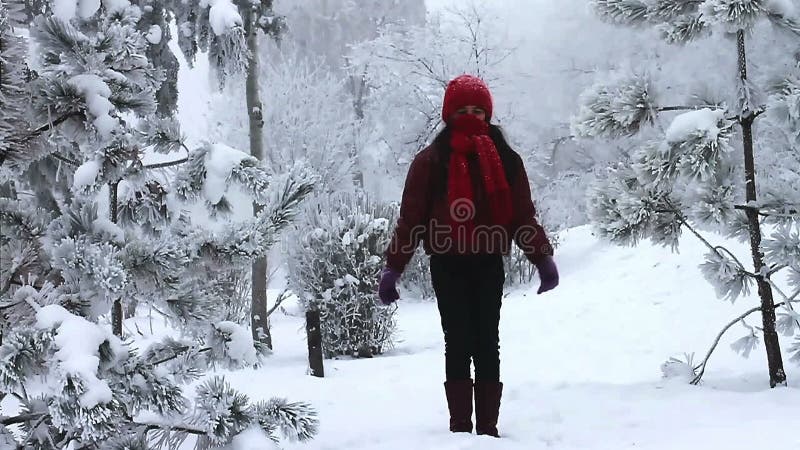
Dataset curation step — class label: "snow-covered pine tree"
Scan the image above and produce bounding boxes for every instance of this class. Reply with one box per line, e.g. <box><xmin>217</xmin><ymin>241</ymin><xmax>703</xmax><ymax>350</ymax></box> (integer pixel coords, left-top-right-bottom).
<box><xmin>0</xmin><ymin>0</ymin><xmax>317</xmax><ymax>446</ymax></box>
<box><xmin>138</xmin><ymin>0</ymin><xmax>179</xmax><ymax>116</ymax></box>
<box><xmin>574</xmin><ymin>0</ymin><xmax>800</xmax><ymax>387</ymax></box>
<box><xmin>173</xmin><ymin>0</ymin><xmax>287</xmax><ymax>349</ymax></box>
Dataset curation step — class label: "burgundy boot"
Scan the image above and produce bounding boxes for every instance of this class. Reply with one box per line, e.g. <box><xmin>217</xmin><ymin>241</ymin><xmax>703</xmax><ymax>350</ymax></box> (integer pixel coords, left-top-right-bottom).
<box><xmin>444</xmin><ymin>379</ymin><xmax>473</xmax><ymax>433</ymax></box>
<box><xmin>474</xmin><ymin>381</ymin><xmax>502</xmax><ymax>437</ymax></box>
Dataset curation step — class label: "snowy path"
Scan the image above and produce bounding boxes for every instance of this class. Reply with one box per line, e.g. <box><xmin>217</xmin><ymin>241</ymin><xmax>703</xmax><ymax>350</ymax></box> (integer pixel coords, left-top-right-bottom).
<box><xmin>211</xmin><ymin>226</ymin><xmax>800</xmax><ymax>449</ymax></box>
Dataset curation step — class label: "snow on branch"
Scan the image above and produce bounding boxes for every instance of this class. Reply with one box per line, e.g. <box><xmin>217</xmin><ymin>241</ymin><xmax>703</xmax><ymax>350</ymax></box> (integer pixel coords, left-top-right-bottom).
<box><xmin>700</xmin><ymin>0</ymin><xmax>769</xmax><ymax>32</ymax></box>
<box><xmin>591</xmin><ymin>0</ymin><xmax>650</xmax><ymax>25</ymax></box>
<box><xmin>663</xmin><ymin>108</ymin><xmax>736</xmax><ymax>181</ymax></box>
<box><xmin>33</xmin><ymin>304</ymin><xmax>124</xmax><ymax>409</ymax></box>
<box><xmin>571</xmin><ymin>73</ymin><xmax>658</xmax><ymax>138</ymax></box>
<box><xmin>173</xmin><ymin>143</ymin><xmax>259</xmax><ymax>207</ymax></box>
<box><xmin>201</xmin><ymin>0</ymin><xmax>242</xmax><ymax>36</ymax></box>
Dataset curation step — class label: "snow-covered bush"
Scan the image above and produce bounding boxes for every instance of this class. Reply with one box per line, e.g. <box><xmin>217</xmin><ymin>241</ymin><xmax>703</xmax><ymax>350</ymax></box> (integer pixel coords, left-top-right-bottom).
<box><xmin>287</xmin><ymin>192</ymin><xmax>397</xmax><ymax>358</ymax></box>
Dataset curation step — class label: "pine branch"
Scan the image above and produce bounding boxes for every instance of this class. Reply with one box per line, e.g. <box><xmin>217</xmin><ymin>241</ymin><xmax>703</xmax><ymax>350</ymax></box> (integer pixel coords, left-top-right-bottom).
<box><xmin>691</xmin><ymin>299</ymin><xmax>800</xmax><ymax>385</ymax></box>
<box><xmin>21</xmin><ymin>414</ymin><xmax>50</xmax><ymax>448</ymax></box>
<box><xmin>150</xmin><ymin>345</ymin><xmax>212</xmax><ymax>366</ymax></box>
<box><xmin>769</xmin><ymin>282</ymin><xmax>800</xmax><ymax>304</ymax></box>
<box><xmin>656</xmin><ymin>201</ymin><xmax>754</xmax><ymax>277</ymax></box>
<box><xmin>50</xmin><ymin>152</ymin><xmax>80</xmax><ymax>167</ymax></box>
<box><xmin>768</xmin><ymin>264</ymin><xmax>788</xmax><ymax>277</ymax></box>
<box><xmin>144</xmin><ymin>143</ymin><xmax>192</xmax><ymax>170</ymax></box>
<box><xmin>767</xmin><ymin>12</ymin><xmax>800</xmax><ymax>37</ymax></box>
<box><xmin>734</xmin><ymin>204</ymin><xmax>798</xmax><ymax>218</ymax></box>
<box><xmin>266</xmin><ymin>288</ymin><xmax>291</xmax><ymax>317</ymax></box>
<box><xmin>0</xmin><ymin>112</ymin><xmax>82</xmax><ymax>167</ymax></box>
<box><xmin>1</xmin><ymin>412</ymin><xmax>47</xmax><ymax>426</ymax></box>
<box><xmin>140</xmin><ymin>422</ymin><xmax>205</xmax><ymax>435</ymax></box>
<box><xmin>657</xmin><ymin>105</ymin><xmax>722</xmax><ymax>112</ymax></box>
<box><xmin>144</xmin><ymin>156</ymin><xmax>189</xmax><ymax>169</ymax></box>
<box><xmin>0</xmin><ymin>299</ymin><xmax>27</xmax><ymax>311</ymax></box>
<box><xmin>23</xmin><ymin>112</ymin><xmax>82</xmax><ymax>142</ymax></box>
<box><xmin>767</xmin><ymin>281</ymin><xmax>800</xmax><ymax>333</ymax></box>
<box><xmin>656</xmin><ymin>200</ymin><xmax>757</xmax><ymax>278</ymax></box>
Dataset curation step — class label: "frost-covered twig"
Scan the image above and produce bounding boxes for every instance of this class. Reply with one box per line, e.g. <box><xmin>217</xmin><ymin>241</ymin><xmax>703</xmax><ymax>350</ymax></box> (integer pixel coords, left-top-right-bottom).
<box><xmin>767</xmin><ymin>281</ymin><xmax>800</xmax><ymax>328</ymax></box>
<box><xmin>692</xmin><ymin>300</ymin><xmax>800</xmax><ymax>385</ymax></box>
<box><xmin>734</xmin><ymin>204</ymin><xmax>799</xmax><ymax>218</ymax></box>
<box><xmin>144</xmin><ymin>156</ymin><xmax>189</xmax><ymax>169</ymax></box>
<box><xmin>0</xmin><ymin>412</ymin><xmax>47</xmax><ymax>426</ymax></box>
<box><xmin>21</xmin><ymin>414</ymin><xmax>49</xmax><ymax>448</ymax></box>
<box><xmin>657</xmin><ymin>105</ymin><xmax>723</xmax><ymax>112</ymax></box>
<box><xmin>767</xmin><ymin>264</ymin><xmax>788</xmax><ymax>277</ymax></box>
<box><xmin>266</xmin><ymin>288</ymin><xmax>291</xmax><ymax>317</ymax></box>
<box><xmin>0</xmin><ymin>299</ymin><xmax>26</xmax><ymax>311</ymax></box>
<box><xmin>150</xmin><ymin>345</ymin><xmax>212</xmax><ymax>366</ymax></box>
<box><xmin>144</xmin><ymin>143</ymin><xmax>192</xmax><ymax>169</ymax></box>
<box><xmin>140</xmin><ymin>422</ymin><xmax>205</xmax><ymax>435</ymax></box>
<box><xmin>24</xmin><ymin>112</ymin><xmax>82</xmax><ymax>142</ymax></box>
<box><xmin>658</xmin><ymin>200</ymin><xmax>754</xmax><ymax>276</ymax></box>
<box><xmin>0</xmin><ymin>112</ymin><xmax>82</xmax><ymax>167</ymax></box>
<box><xmin>50</xmin><ymin>152</ymin><xmax>80</xmax><ymax>167</ymax></box>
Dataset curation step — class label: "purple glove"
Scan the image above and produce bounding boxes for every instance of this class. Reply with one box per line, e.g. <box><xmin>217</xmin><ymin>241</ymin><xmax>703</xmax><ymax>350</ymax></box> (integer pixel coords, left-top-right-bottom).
<box><xmin>534</xmin><ymin>256</ymin><xmax>559</xmax><ymax>294</ymax></box>
<box><xmin>378</xmin><ymin>266</ymin><xmax>401</xmax><ymax>305</ymax></box>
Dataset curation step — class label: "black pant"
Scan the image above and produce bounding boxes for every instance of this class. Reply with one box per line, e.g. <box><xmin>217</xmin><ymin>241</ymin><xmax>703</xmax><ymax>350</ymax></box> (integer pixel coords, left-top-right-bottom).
<box><xmin>430</xmin><ymin>254</ymin><xmax>504</xmax><ymax>382</ymax></box>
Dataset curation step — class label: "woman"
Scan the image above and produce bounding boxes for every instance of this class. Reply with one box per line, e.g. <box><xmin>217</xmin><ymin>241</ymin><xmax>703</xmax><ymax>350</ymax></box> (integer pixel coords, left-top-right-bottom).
<box><xmin>379</xmin><ymin>74</ymin><xmax>559</xmax><ymax>437</ymax></box>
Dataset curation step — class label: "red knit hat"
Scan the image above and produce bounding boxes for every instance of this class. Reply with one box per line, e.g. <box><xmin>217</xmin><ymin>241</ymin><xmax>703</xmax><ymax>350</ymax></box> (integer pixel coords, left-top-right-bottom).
<box><xmin>441</xmin><ymin>74</ymin><xmax>493</xmax><ymax>123</ymax></box>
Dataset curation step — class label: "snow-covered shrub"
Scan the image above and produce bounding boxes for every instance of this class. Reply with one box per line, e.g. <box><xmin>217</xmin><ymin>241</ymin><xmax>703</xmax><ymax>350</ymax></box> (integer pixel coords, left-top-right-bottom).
<box><xmin>503</xmin><ymin>247</ymin><xmax>536</xmax><ymax>286</ymax></box>
<box><xmin>287</xmin><ymin>192</ymin><xmax>397</xmax><ymax>358</ymax></box>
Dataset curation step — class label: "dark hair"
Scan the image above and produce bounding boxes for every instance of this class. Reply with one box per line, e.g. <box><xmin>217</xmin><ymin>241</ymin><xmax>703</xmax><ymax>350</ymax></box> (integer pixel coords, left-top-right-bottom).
<box><xmin>430</xmin><ymin>123</ymin><xmax>520</xmax><ymax>197</ymax></box>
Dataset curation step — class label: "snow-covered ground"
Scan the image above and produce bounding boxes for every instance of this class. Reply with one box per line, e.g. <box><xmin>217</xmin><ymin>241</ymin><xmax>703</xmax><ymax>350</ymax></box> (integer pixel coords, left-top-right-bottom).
<box><xmin>159</xmin><ymin>225</ymin><xmax>800</xmax><ymax>449</ymax></box>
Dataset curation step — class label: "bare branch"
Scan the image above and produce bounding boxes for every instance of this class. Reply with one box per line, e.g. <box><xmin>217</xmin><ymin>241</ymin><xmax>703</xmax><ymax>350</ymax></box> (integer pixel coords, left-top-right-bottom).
<box><xmin>657</xmin><ymin>105</ymin><xmax>723</xmax><ymax>112</ymax></box>
<box><xmin>150</xmin><ymin>346</ymin><xmax>212</xmax><ymax>366</ymax></box>
<box><xmin>50</xmin><ymin>152</ymin><xmax>80</xmax><ymax>167</ymax></box>
<box><xmin>140</xmin><ymin>421</ymin><xmax>206</xmax><ymax>435</ymax></box>
<box><xmin>657</xmin><ymin>200</ymin><xmax>754</xmax><ymax>276</ymax></box>
<box><xmin>21</xmin><ymin>414</ymin><xmax>50</xmax><ymax>448</ymax></box>
<box><xmin>767</xmin><ymin>264</ymin><xmax>788</xmax><ymax>277</ymax></box>
<box><xmin>0</xmin><ymin>112</ymin><xmax>83</xmax><ymax>167</ymax></box>
<box><xmin>691</xmin><ymin>299</ymin><xmax>800</xmax><ymax>385</ymax></box>
<box><xmin>1</xmin><ymin>412</ymin><xmax>47</xmax><ymax>426</ymax></box>
<box><xmin>266</xmin><ymin>288</ymin><xmax>292</xmax><ymax>317</ymax></box>
<box><xmin>25</xmin><ymin>112</ymin><xmax>82</xmax><ymax>141</ymax></box>
<box><xmin>144</xmin><ymin>157</ymin><xmax>189</xmax><ymax>170</ymax></box>
<box><xmin>734</xmin><ymin>204</ymin><xmax>798</xmax><ymax>218</ymax></box>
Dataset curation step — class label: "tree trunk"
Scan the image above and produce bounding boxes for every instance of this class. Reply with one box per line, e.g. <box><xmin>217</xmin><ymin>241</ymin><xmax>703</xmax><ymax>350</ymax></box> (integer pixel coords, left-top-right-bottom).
<box><xmin>348</xmin><ymin>72</ymin><xmax>367</xmax><ymax>189</ymax></box>
<box><xmin>736</xmin><ymin>30</ymin><xmax>786</xmax><ymax>388</ymax></box>
<box><xmin>306</xmin><ymin>308</ymin><xmax>324</xmax><ymax>377</ymax></box>
<box><xmin>110</xmin><ymin>181</ymin><xmax>123</xmax><ymax>337</ymax></box>
<box><xmin>244</xmin><ymin>9</ymin><xmax>272</xmax><ymax>350</ymax></box>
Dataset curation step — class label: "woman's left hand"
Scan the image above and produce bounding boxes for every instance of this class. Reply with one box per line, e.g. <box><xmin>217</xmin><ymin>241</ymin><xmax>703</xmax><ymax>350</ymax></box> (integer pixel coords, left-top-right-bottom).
<box><xmin>534</xmin><ymin>256</ymin><xmax>559</xmax><ymax>294</ymax></box>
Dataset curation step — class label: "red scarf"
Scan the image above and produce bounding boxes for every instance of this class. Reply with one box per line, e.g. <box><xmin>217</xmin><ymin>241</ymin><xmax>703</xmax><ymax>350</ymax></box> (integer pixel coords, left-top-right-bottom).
<box><xmin>447</xmin><ymin>114</ymin><xmax>513</xmax><ymax>238</ymax></box>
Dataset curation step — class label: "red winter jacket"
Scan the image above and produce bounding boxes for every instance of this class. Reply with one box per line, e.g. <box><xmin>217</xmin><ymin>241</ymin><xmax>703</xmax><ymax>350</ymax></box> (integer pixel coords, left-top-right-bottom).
<box><xmin>384</xmin><ymin>142</ymin><xmax>553</xmax><ymax>273</ymax></box>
